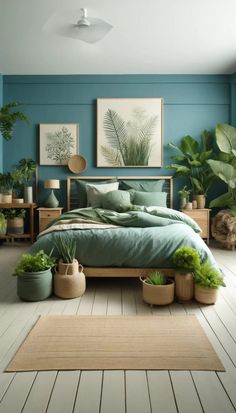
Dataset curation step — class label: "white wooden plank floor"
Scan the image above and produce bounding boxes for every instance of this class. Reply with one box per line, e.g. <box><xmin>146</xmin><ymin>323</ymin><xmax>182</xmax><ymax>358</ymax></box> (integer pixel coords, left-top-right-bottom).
<box><xmin>0</xmin><ymin>242</ymin><xmax>236</xmax><ymax>413</ymax></box>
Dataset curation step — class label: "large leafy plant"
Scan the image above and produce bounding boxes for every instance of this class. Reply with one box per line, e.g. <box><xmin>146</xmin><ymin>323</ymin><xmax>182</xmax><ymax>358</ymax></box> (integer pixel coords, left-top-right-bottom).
<box><xmin>101</xmin><ymin>108</ymin><xmax>157</xmax><ymax>166</ymax></box>
<box><xmin>0</xmin><ymin>102</ymin><xmax>29</xmax><ymax>140</ymax></box>
<box><xmin>166</xmin><ymin>131</ymin><xmax>216</xmax><ymax>195</ymax></box>
<box><xmin>208</xmin><ymin>124</ymin><xmax>236</xmax><ymax>209</ymax></box>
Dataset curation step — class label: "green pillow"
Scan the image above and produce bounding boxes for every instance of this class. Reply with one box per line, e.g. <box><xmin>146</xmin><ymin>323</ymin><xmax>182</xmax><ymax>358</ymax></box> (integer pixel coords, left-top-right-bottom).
<box><xmin>133</xmin><ymin>191</ymin><xmax>167</xmax><ymax>207</ymax></box>
<box><xmin>86</xmin><ymin>182</ymin><xmax>119</xmax><ymax>208</ymax></box>
<box><xmin>74</xmin><ymin>178</ymin><xmax>117</xmax><ymax>208</ymax></box>
<box><xmin>119</xmin><ymin>179</ymin><xmax>164</xmax><ymax>192</ymax></box>
<box><xmin>102</xmin><ymin>190</ymin><xmax>131</xmax><ymax>211</ymax></box>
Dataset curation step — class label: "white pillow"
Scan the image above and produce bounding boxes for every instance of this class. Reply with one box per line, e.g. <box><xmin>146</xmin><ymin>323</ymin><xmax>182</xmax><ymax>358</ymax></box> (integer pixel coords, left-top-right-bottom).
<box><xmin>86</xmin><ymin>182</ymin><xmax>119</xmax><ymax>207</ymax></box>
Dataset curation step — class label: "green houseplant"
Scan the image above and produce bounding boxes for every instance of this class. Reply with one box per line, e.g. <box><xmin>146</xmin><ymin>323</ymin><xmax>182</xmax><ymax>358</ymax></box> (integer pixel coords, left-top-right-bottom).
<box><xmin>0</xmin><ymin>211</ymin><xmax>7</xmax><ymax>235</ymax></box>
<box><xmin>140</xmin><ymin>271</ymin><xmax>175</xmax><ymax>305</ymax></box>
<box><xmin>14</xmin><ymin>250</ymin><xmax>55</xmax><ymax>301</ymax></box>
<box><xmin>178</xmin><ymin>186</ymin><xmax>191</xmax><ymax>209</ymax></box>
<box><xmin>16</xmin><ymin>158</ymin><xmax>37</xmax><ymax>203</ymax></box>
<box><xmin>5</xmin><ymin>208</ymin><xmax>26</xmax><ymax>235</ymax></box>
<box><xmin>54</xmin><ymin>236</ymin><xmax>86</xmax><ymax>299</ymax></box>
<box><xmin>0</xmin><ymin>172</ymin><xmax>15</xmax><ymax>202</ymax></box>
<box><xmin>194</xmin><ymin>261</ymin><xmax>225</xmax><ymax>304</ymax></box>
<box><xmin>172</xmin><ymin>246</ymin><xmax>201</xmax><ymax>302</ymax></box>
<box><xmin>0</xmin><ymin>102</ymin><xmax>29</xmax><ymax>141</ymax></box>
<box><xmin>208</xmin><ymin>123</ymin><xmax>236</xmax><ymax>210</ymax></box>
<box><xmin>166</xmin><ymin>131</ymin><xmax>216</xmax><ymax>205</ymax></box>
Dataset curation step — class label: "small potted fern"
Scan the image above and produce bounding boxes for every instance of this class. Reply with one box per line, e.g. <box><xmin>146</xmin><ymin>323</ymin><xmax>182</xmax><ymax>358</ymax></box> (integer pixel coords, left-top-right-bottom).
<box><xmin>194</xmin><ymin>261</ymin><xmax>225</xmax><ymax>304</ymax></box>
<box><xmin>140</xmin><ymin>271</ymin><xmax>175</xmax><ymax>305</ymax></box>
<box><xmin>54</xmin><ymin>236</ymin><xmax>86</xmax><ymax>299</ymax></box>
<box><xmin>172</xmin><ymin>246</ymin><xmax>201</xmax><ymax>302</ymax></box>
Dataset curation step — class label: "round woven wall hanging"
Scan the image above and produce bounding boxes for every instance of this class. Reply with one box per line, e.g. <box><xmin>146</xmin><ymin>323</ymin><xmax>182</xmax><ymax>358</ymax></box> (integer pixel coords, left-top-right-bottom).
<box><xmin>68</xmin><ymin>155</ymin><xmax>87</xmax><ymax>174</ymax></box>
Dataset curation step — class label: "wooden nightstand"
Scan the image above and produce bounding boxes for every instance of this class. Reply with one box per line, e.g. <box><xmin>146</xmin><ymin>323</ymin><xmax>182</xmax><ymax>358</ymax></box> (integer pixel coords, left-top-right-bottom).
<box><xmin>181</xmin><ymin>208</ymin><xmax>211</xmax><ymax>244</ymax></box>
<box><xmin>38</xmin><ymin>207</ymin><xmax>63</xmax><ymax>233</ymax></box>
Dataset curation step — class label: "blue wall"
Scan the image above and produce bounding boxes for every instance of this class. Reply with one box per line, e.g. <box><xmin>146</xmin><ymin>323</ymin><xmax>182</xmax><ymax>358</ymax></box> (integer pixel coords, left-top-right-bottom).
<box><xmin>0</xmin><ymin>75</ymin><xmax>2</xmax><ymax>173</ymax></box>
<box><xmin>2</xmin><ymin>75</ymin><xmax>231</xmax><ymax>208</ymax></box>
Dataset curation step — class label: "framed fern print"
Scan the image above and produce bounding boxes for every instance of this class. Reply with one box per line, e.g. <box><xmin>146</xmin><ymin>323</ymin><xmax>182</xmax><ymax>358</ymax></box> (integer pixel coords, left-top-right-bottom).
<box><xmin>39</xmin><ymin>124</ymin><xmax>78</xmax><ymax>165</ymax></box>
<box><xmin>97</xmin><ymin>98</ymin><xmax>163</xmax><ymax>167</ymax></box>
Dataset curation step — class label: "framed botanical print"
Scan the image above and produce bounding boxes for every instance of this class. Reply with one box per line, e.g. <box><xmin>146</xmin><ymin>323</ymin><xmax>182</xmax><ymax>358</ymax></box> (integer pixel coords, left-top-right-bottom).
<box><xmin>39</xmin><ymin>123</ymin><xmax>78</xmax><ymax>165</ymax></box>
<box><xmin>97</xmin><ymin>98</ymin><xmax>163</xmax><ymax>167</ymax></box>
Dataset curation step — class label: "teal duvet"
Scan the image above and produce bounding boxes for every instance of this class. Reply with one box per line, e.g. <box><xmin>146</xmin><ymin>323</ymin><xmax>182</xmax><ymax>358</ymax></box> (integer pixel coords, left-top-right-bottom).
<box><xmin>30</xmin><ymin>207</ymin><xmax>217</xmax><ymax>268</ymax></box>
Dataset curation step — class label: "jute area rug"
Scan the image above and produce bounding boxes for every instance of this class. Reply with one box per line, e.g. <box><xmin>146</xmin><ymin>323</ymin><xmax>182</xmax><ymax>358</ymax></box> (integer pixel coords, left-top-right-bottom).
<box><xmin>6</xmin><ymin>315</ymin><xmax>224</xmax><ymax>372</ymax></box>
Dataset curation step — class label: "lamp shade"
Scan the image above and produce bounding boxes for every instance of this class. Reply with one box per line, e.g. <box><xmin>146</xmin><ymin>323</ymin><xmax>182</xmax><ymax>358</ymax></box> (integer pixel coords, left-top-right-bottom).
<box><xmin>44</xmin><ymin>179</ymin><xmax>60</xmax><ymax>189</ymax></box>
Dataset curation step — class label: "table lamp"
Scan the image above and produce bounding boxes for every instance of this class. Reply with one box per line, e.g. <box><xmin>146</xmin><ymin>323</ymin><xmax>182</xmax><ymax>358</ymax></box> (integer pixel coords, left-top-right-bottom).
<box><xmin>44</xmin><ymin>179</ymin><xmax>60</xmax><ymax>208</ymax></box>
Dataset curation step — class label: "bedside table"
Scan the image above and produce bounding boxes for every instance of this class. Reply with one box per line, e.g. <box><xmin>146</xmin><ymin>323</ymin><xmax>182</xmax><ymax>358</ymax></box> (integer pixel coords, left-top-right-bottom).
<box><xmin>181</xmin><ymin>208</ymin><xmax>211</xmax><ymax>244</ymax></box>
<box><xmin>38</xmin><ymin>207</ymin><xmax>63</xmax><ymax>233</ymax></box>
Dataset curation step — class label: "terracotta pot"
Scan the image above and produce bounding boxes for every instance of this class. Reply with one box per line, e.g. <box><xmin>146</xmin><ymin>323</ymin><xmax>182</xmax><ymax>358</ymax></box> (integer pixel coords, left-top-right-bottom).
<box><xmin>194</xmin><ymin>284</ymin><xmax>218</xmax><ymax>304</ymax></box>
<box><xmin>140</xmin><ymin>276</ymin><xmax>175</xmax><ymax>305</ymax></box>
<box><xmin>196</xmin><ymin>195</ymin><xmax>206</xmax><ymax>209</ymax></box>
<box><xmin>175</xmin><ymin>272</ymin><xmax>193</xmax><ymax>302</ymax></box>
<box><xmin>54</xmin><ymin>259</ymin><xmax>86</xmax><ymax>299</ymax></box>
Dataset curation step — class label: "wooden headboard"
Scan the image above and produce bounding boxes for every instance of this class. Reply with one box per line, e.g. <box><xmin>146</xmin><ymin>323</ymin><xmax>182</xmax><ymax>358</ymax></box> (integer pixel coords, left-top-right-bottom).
<box><xmin>67</xmin><ymin>176</ymin><xmax>173</xmax><ymax>211</ymax></box>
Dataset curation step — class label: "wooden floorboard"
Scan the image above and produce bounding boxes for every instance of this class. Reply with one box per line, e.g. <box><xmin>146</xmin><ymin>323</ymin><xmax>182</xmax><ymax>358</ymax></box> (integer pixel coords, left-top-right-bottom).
<box><xmin>0</xmin><ymin>241</ymin><xmax>236</xmax><ymax>413</ymax></box>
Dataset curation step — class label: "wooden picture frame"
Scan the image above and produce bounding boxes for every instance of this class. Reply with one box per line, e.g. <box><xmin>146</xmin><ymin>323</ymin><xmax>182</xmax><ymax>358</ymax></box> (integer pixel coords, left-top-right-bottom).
<box><xmin>97</xmin><ymin>98</ymin><xmax>163</xmax><ymax>167</ymax></box>
<box><xmin>39</xmin><ymin>123</ymin><xmax>79</xmax><ymax>166</ymax></box>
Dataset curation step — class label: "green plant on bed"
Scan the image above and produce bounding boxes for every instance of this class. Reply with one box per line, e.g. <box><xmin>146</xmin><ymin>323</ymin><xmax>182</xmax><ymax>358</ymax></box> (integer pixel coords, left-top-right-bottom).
<box><xmin>145</xmin><ymin>271</ymin><xmax>167</xmax><ymax>285</ymax></box>
<box><xmin>194</xmin><ymin>261</ymin><xmax>225</xmax><ymax>288</ymax></box>
<box><xmin>14</xmin><ymin>250</ymin><xmax>55</xmax><ymax>275</ymax></box>
<box><xmin>54</xmin><ymin>236</ymin><xmax>76</xmax><ymax>263</ymax></box>
<box><xmin>172</xmin><ymin>246</ymin><xmax>201</xmax><ymax>274</ymax></box>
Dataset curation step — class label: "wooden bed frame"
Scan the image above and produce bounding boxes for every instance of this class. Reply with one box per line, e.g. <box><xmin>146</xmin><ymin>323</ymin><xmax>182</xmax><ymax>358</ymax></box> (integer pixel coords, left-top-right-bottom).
<box><xmin>67</xmin><ymin>175</ymin><xmax>175</xmax><ymax>277</ymax></box>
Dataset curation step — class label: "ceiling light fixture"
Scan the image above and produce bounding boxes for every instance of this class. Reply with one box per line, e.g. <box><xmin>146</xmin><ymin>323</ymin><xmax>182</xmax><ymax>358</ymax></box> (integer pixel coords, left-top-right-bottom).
<box><xmin>43</xmin><ymin>7</ymin><xmax>113</xmax><ymax>44</ymax></box>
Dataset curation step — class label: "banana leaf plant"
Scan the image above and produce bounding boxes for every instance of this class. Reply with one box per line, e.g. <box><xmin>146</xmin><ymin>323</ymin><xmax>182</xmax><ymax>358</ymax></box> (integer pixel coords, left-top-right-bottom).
<box><xmin>166</xmin><ymin>130</ymin><xmax>216</xmax><ymax>196</ymax></box>
<box><xmin>207</xmin><ymin>123</ymin><xmax>236</xmax><ymax>210</ymax></box>
<box><xmin>0</xmin><ymin>102</ymin><xmax>29</xmax><ymax>141</ymax></box>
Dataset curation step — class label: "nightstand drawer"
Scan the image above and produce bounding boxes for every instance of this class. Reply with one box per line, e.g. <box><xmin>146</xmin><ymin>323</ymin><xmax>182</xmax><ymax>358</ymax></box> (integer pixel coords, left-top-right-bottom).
<box><xmin>38</xmin><ymin>207</ymin><xmax>63</xmax><ymax>233</ymax></box>
<box><xmin>40</xmin><ymin>210</ymin><xmax>61</xmax><ymax>219</ymax></box>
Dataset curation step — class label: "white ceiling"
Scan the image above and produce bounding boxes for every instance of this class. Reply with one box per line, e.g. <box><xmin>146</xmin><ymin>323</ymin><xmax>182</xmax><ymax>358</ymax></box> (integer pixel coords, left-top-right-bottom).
<box><xmin>0</xmin><ymin>0</ymin><xmax>236</xmax><ymax>75</ymax></box>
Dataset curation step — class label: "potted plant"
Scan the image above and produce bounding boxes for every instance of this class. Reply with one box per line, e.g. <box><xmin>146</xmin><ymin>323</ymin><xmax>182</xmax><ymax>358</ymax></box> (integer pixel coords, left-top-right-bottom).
<box><xmin>54</xmin><ymin>236</ymin><xmax>86</xmax><ymax>299</ymax></box>
<box><xmin>208</xmin><ymin>123</ymin><xmax>236</xmax><ymax>211</ymax></box>
<box><xmin>166</xmin><ymin>131</ymin><xmax>217</xmax><ymax>204</ymax></box>
<box><xmin>1</xmin><ymin>172</ymin><xmax>14</xmax><ymax>203</ymax></box>
<box><xmin>172</xmin><ymin>246</ymin><xmax>201</xmax><ymax>302</ymax></box>
<box><xmin>178</xmin><ymin>186</ymin><xmax>191</xmax><ymax>209</ymax></box>
<box><xmin>194</xmin><ymin>261</ymin><xmax>226</xmax><ymax>304</ymax></box>
<box><xmin>0</xmin><ymin>102</ymin><xmax>29</xmax><ymax>141</ymax></box>
<box><xmin>16</xmin><ymin>158</ymin><xmax>36</xmax><ymax>203</ymax></box>
<box><xmin>14</xmin><ymin>249</ymin><xmax>55</xmax><ymax>301</ymax></box>
<box><xmin>5</xmin><ymin>208</ymin><xmax>26</xmax><ymax>234</ymax></box>
<box><xmin>140</xmin><ymin>271</ymin><xmax>175</xmax><ymax>305</ymax></box>
<box><xmin>0</xmin><ymin>211</ymin><xmax>7</xmax><ymax>235</ymax></box>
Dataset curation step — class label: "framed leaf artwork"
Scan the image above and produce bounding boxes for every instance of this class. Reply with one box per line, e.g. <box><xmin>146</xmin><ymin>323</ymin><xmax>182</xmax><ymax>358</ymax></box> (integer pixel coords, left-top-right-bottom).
<box><xmin>39</xmin><ymin>123</ymin><xmax>78</xmax><ymax>165</ymax></box>
<box><xmin>97</xmin><ymin>98</ymin><xmax>163</xmax><ymax>167</ymax></box>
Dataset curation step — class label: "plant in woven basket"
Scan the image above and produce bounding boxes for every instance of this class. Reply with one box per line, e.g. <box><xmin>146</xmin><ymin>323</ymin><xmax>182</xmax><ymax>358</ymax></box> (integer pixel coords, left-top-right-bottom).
<box><xmin>54</xmin><ymin>235</ymin><xmax>85</xmax><ymax>299</ymax></box>
<box><xmin>194</xmin><ymin>260</ymin><xmax>225</xmax><ymax>305</ymax></box>
<box><xmin>55</xmin><ymin>236</ymin><xmax>76</xmax><ymax>263</ymax></box>
<box><xmin>14</xmin><ymin>250</ymin><xmax>55</xmax><ymax>275</ymax></box>
<box><xmin>173</xmin><ymin>246</ymin><xmax>202</xmax><ymax>302</ymax></box>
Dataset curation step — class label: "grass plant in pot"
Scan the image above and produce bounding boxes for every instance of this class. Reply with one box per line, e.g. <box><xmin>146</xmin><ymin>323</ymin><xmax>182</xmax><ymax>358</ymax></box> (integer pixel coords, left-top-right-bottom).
<box><xmin>54</xmin><ymin>236</ymin><xmax>86</xmax><ymax>299</ymax></box>
<box><xmin>173</xmin><ymin>246</ymin><xmax>201</xmax><ymax>302</ymax></box>
<box><xmin>14</xmin><ymin>250</ymin><xmax>55</xmax><ymax>301</ymax></box>
<box><xmin>194</xmin><ymin>261</ymin><xmax>225</xmax><ymax>304</ymax></box>
<box><xmin>140</xmin><ymin>271</ymin><xmax>175</xmax><ymax>305</ymax></box>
